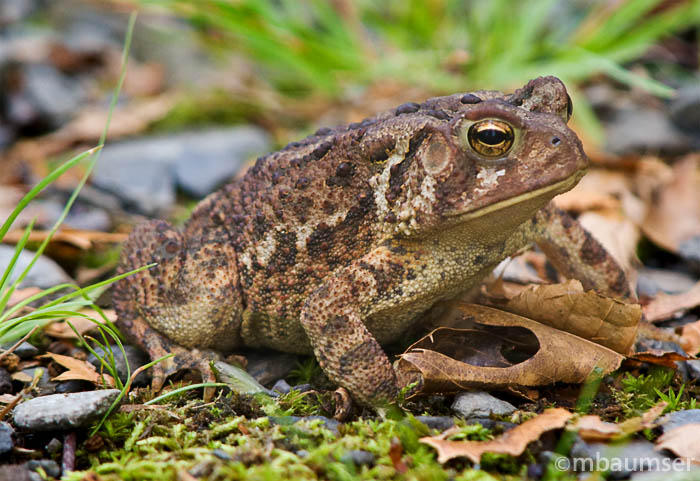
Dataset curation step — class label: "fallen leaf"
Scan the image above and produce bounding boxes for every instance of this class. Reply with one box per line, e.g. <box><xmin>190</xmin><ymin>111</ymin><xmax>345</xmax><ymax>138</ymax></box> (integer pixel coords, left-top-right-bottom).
<box><xmin>503</xmin><ymin>280</ymin><xmax>641</xmax><ymax>354</ymax></box>
<box><xmin>389</xmin><ymin>437</ymin><xmax>408</xmax><ymax>473</ymax></box>
<box><xmin>628</xmin><ymin>350</ymin><xmax>689</xmax><ymax>368</ymax></box>
<box><xmin>7</xmin><ymin>287</ymin><xmax>41</xmax><ymax>308</ymax></box>
<box><xmin>41</xmin><ymin>352</ymin><xmax>114</xmax><ymax>387</ymax></box>
<box><xmin>679</xmin><ymin>320</ymin><xmax>700</xmax><ymax>356</ymax></box>
<box><xmin>421</xmin><ymin>408</ymin><xmax>573</xmax><ymax>463</ymax></box>
<box><xmin>578</xmin><ymin>212</ymin><xmax>640</xmax><ymax>280</ymax></box>
<box><xmin>395</xmin><ymin>303</ymin><xmax>624</xmax><ymax>396</ymax></box>
<box><xmin>570</xmin><ymin>415</ymin><xmax>622</xmax><ymax>442</ymax></box>
<box><xmin>643</xmin><ymin>281</ymin><xmax>700</xmax><ymax>323</ymax></box>
<box><xmin>642</xmin><ymin>154</ymin><xmax>700</xmax><ymax>254</ymax></box>
<box><xmin>2</xmin><ymin>228</ymin><xmax>127</xmax><ymax>250</ymax></box>
<box><xmin>655</xmin><ymin>423</ymin><xmax>700</xmax><ymax>464</ymax></box>
<box><xmin>44</xmin><ymin>309</ymin><xmax>115</xmax><ymax>339</ymax></box>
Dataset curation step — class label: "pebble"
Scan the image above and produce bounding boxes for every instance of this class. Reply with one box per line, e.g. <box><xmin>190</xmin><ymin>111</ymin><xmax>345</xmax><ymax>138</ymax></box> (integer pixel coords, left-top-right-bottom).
<box><xmin>87</xmin><ymin>344</ymin><xmax>150</xmax><ymax>386</ymax></box>
<box><xmin>245</xmin><ymin>351</ymin><xmax>298</xmax><ymax>387</ymax></box>
<box><xmin>0</xmin><ymin>368</ymin><xmax>12</xmax><ymax>394</ymax></box>
<box><xmin>55</xmin><ymin>380</ymin><xmax>94</xmax><ymax>394</ymax></box>
<box><xmin>93</xmin><ymin>126</ymin><xmax>270</xmax><ymax>214</ymax></box>
<box><xmin>605</xmin><ymin>108</ymin><xmax>690</xmax><ymax>156</ymax></box>
<box><xmin>26</xmin><ymin>459</ymin><xmax>60</xmax><ymax>479</ymax></box>
<box><xmin>13</xmin><ymin>389</ymin><xmax>120</xmax><ymax>431</ymax></box>
<box><xmin>271</xmin><ymin>379</ymin><xmax>291</xmax><ymax>395</ymax></box>
<box><xmin>679</xmin><ymin>236</ymin><xmax>700</xmax><ymax>274</ymax></box>
<box><xmin>569</xmin><ymin>438</ymin><xmax>671</xmax><ymax>477</ymax></box>
<box><xmin>415</xmin><ymin>415</ymin><xmax>455</xmax><ymax>432</ymax></box>
<box><xmin>451</xmin><ymin>391</ymin><xmax>516</xmax><ymax>418</ymax></box>
<box><xmin>290</xmin><ymin>383</ymin><xmax>313</xmax><ymax>393</ymax></box>
<box><xmin>670</xmin><ymin>85</ymin><xmax>700</xmax><ymax>135</ymax></box>
<box><xmin>0</xmin><ymin>245</ymin><xmax>72</xmax><ymax>289</ymax></box>
<box><xmin>2</xmin><ymin>341</ymin><xmax>39</xmax><ymax>360</ymax></box>
<box><xmin>340</xmin><ymin>449</ymin><xmax>375</xmax><ymax>467</ymax></box>
<box><xmin>20</xmin><ymin>367</ymin><xmax>56</xmax><ymax>396</ymax></box>
<box><xmin>268</xmin><ymin>415</ymin><xmax>340</xmax><ymax>436</ymax></box>
<box><xmin>657</xmin><ymin>409</ymin><xmax>700</xmax><ymax>433</ymax></box>
<box><xmin>636</xmin><ymin>268</ymin><xmax>698</xmax><ymax>297</ymax></box>
<box><xmin>0</xmin><ymin>422</ymin><xmax>14</xmax><ymax>455</ymax></box>
<box><xmin>685</xmin><ymin>360</ymin><xmax>700</xmax><ymax>381</ymax></box>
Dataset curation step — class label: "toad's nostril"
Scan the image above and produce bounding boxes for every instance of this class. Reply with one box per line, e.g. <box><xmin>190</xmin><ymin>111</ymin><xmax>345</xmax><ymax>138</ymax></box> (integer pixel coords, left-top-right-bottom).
<box><xmin>551</xmin><ymin>137</ymin><xmax>561</xmax><ymax>146</ymax></box>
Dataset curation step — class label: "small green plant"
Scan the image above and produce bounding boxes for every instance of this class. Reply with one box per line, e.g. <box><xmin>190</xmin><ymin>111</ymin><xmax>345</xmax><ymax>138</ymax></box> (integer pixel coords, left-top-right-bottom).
<box><xmin>289</xmin><ymin>357</ymin><xmax>323</xmax><ymax>385</ymax></box>
<box><xmin>655</xmin><ymin>385</ymin><xmax>697</xmax><ymax>412</ymax></box>
<box><xmin>611</xmin><ymin>369</ymin><xmax>689</xmax><ymax>417</ymax></box>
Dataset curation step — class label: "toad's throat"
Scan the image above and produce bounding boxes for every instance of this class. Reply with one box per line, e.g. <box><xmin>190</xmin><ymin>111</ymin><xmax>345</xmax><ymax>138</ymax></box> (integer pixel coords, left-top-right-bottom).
<box><xmin>450</xmin><ymin>169</ymin><xmax>585</xmax><ymax>223</ymax></box>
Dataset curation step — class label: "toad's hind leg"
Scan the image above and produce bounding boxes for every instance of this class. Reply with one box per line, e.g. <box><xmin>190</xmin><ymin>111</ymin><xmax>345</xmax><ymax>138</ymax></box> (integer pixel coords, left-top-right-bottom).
<box><xmin>112</xmin><ymin>220</ymin><xmax>243</xmax><ymax>393</ymax></box>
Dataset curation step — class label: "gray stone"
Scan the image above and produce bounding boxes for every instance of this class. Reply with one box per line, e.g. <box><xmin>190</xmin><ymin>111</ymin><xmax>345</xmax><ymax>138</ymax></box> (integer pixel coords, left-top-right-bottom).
<box><xmin>0</xmin><ymin>245</ymin><xmax>72</xmax><ymax>289</ymax></box>
<box><xmin>87</xmin><ymin>345</ymin><xmax>150</xmax><ymax>386</ymax></box>
<box><xmin>172</xmin><ymin>127</ymin><xmax>270</xmax><ymax>198</ymax></box>
<box><xmin>605</xmin><ymin>108</ymin><xmax>690</xmax><ymax>155</ymax></box>
<box><xmin>570</xmin><ymin>439</ymin><xmax>672</xmax><ymax>477</ymax></box>
<box><xmin>0</xmin><ymin>422</ymin><xmax>14</xmax><ymax>455</ymax></box>
<box><xmin>271</xmin><ymin>379</ymin><xmax>291</xmax><ymax>395</ymax></box>
<box><xmin>0</xmin><ymin>0</ymin><xmax>36</xmax><ymax>27</ymax></box>
<box><xmin>415</xmin><ymin>415</ymin><xmax>455</xmax><ymax>432</ymax></box>
<box><xmin>679</xmin><ymin>236</ymin><xmax>700</xmax><ymax>273</ymax></box>
<box><xmin>451</xmin><ymin>391</ymin><xmax>516</xmax><ymax>418</ymax></box>
<box><xmin>26</xmin><ymin>459</ymin><xmax>60</xmax><ymax>479</ymax></box>
<box><xmin>21</xmin><ymin>63</ymin><xmax>84</xmax><ymax>129</ymax></box>
<box><xmin>45</xmin><ymin>438</ymin><xmax>62</xmax><ymax>455</ymax></box>
<box><xmin>245</xmin><ymin>351</ymin><xmax>298</xmax><ymax>387</ymax></box>
<box><xmin>2</xmin><ymin>341</ymin><xmax>39</xmax><ymax>360</ymax></box>
<box><xmin>686</xmin><ymin>360</ymin><xmax>700</xmax><ymax>381</ymax></box>
<box><xmin>670</xmin><ymin>85</ymin><xmax>700</xmax><ymax>134</ymax></box>
<box><xmin>290</xmin><ymin>383</ymin><xmax>313</xmax><ymax>394</ymax></box>
<box><xmin>20</xmin><ymin>367</ymin><xmax>56</xmax><ymax>395</ymax></box>
<box><xmin>54</xmin><ymin>380</ymin><xmax>93</xmax><ymax>394</ymax></box>
<box><xmin>93</xmin><ymin>126</ymin><xmax>270</xmax><ymax>214</ymax></box>
<box><xmin>658</xmin><ymin>409</ymin><xmax>700</xmax><ymax>433</ymax></box>
<box><xmin>0</xmin><ymin>368</ymin><xmax>11</xmax><ymax>394</ymax></box>
<box><xmin>637</xmin><ymin>268</ymin><xmax>699</xmax><ymax>296</ymax></box>
<box><xmin>340</xmin><ymin>449</ymin><xmax>375</xmax><ymax>467</ymax></box>
<box><xmin>13</xmin><ymin>389</ymin><xmax>121</xmax><ymax>431</ymax></box>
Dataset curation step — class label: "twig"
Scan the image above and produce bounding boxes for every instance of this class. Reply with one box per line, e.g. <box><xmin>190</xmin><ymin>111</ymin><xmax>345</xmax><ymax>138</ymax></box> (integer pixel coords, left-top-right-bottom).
<box><xmin>0</xmin><ymin>326</ymin><xmax>38</xmax><ymax>363</ymax></box>
<box><xmin>62</xmin><ymin>431</ymin><xmax>76</xmax><ymax>474</ymax></box>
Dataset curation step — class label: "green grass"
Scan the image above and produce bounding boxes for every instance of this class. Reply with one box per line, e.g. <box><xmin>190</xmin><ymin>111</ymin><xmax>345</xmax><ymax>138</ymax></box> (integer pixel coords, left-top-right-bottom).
<box><xmin>142</xmin><ymin>0</ymin><xmax>699</xmax><ymax>142</ymax></box>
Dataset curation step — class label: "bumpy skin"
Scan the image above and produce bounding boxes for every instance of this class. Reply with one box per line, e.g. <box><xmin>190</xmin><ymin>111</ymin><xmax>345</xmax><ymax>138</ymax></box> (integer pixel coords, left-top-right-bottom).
<box><xmin>113</xmin><ymin>77</ymin><xmax>631</xmax><ymax>406</ymax></box>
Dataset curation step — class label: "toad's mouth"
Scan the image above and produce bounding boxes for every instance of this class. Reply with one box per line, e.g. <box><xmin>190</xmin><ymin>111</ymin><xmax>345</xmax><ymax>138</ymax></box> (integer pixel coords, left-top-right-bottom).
<box><xmin>448</xmin><ymin>169</ymin><xmax>585</xmax><ymax>223</ymax></box>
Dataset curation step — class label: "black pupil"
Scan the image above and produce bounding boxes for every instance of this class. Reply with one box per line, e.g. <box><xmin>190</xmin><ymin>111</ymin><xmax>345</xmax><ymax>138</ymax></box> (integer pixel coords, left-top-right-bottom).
<box><xmin>477</xmin><ymin>128</ymin><xmax>506</xmax><ymax>145</ymax></box>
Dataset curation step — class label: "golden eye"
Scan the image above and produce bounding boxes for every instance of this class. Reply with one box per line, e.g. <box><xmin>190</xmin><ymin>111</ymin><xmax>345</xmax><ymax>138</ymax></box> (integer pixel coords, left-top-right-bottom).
<box><xmin>467</xmin><ymin>120</ymin><xmax>514</xmax><ymax>157</ymax></box>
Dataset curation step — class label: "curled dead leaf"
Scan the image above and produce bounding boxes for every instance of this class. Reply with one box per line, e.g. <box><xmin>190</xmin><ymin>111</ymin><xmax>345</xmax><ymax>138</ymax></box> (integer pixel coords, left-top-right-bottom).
<box><xmin>421</xmin><ymin>408</ymin><xmax>572</xmax><ymax>463</ymax></box>
<box><xmin>504</xmin><ymin>280</ymin><xmax>641</xmax><ymax>354</ymax></box>
<box><xmin>41</xmin><ymin>352</ymin><xmax>114</xmax><ymax>387</ymax></box>
<box><xmin>396</xmin><ymin>304</ymin><xmax>624</xmax><ymax>397</ymax></box>
<box><xmin>643</xmin><ymin>281</ymin><xmax>700</xmax><ymax>323</ymax></box>
<box><xmin>655</xmin><ymin>424</ymin><xmax>700</xmax><ymax>465</ymax></box>
<box><xmin>680</xmin><ymin>320</ymin><xmax>700</xmax><ymax>356</ymax></box>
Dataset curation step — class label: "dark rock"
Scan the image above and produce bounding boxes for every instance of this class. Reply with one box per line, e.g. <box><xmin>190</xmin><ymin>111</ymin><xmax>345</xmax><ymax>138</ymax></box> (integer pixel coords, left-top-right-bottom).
<box><xmin>245</xmin><ymin>351</ymin><xmax>298</xmax><ymax>387</ymax></box>
<box><xmin>212</xmin><ymin>448</ymin><xmax>231</xmax><ymax>461</ymax></box>
<box><xmin>670</xmin><ymin>85</ymin><xmax>700</xmax><ymax>135</ymax></box>
<box><xmin>658</xmin><ymin>409</ymin><xmax>700</xmax><ymax>433</ymax></box>
<box><xmin>569</xmin><ymin>438</ymin><xmax>671</xmax><ymax>477</ymax></box>
<box><xmin>268</xmin><ymin>415</ymin><xmax>340</xmax><ymax>436</ymax></box>
<box><xmin>415</xmin><ymin>416</ymin><xmax>455</xmax><ymax>432</ymax></box>
<box><xmin>26</xmin><ymin>459</ymin><xmax>60</xmax><ymax>479</ymax></box>
<box><xmin>465</xmin><ymin>417</ymin><xmax>517</xmax><ymax>432</ymax></box>
<box><xmin>55</xmin><ymin>380</ymin><xmax>94</xmax><ymax>394</ymax></box>
<box><xmin>2</xmin><ymin>341</ymin><xmax>39</xmax><ymax>360</ymax></box>
<box><xmin>0</xmin><ymin>245</ymin><xmax>72</xmax><ymax>289</ymax></box>
<box><xmin>271</xmin><ymin>379</ymin><xmax>291</xmax><ymax>395</ymax></box>
<box><xmin>290</xmin><ymin>383</ymin><xmax>313</xmax><ymax>393</ymax></box>
<box><xmin>45</xmin><ymin>438</ymin><xmax>62</xmax><ymax>455</ymax></box>
<box><xmin>340</xmin><ymin>449</ymin><xmax>375</xmax><ymax>467</ymax></box>
<box><xmin>87</xmin><ymin>345</ymin><xmax>150</xmax><ymax>386</ymax></box>
<box><xmin>13</xmin><ymin>389</ymin><xmax>121</xmax><ymax>431</ymax></box>
<box><xmin>0</xmin><ymin>422</ymin><xmax>14</xmax><ymax>455</ymax></box>
<box><xmin>93</xmin><ymin>127</ymin><xmax>270</xmax><ymax>214</ymax></box>
<box><xmin>20</xmin><ymin>367</ymin><xmax>56</xmax><ymax>395</ymax></box>
<box><xmin>679</xmin><ymin>236</ymin><xmax>700</xmax><ymax>273</ymax></box>
<box><xmin>172</xmin><ymin>127</ymin><xmax>270</xmax><ymax>198</ymax></box>
<box><xmin>636</xmin><ymin>268</ymin><xmax>698</xmax><ymax>297</ymax></box>
<box><xmin>0</xmin><ymin>368</ymin><xmax>12</xmax><ymax>394</ymax></box>
<box><xmin>605</xmin><ymin>108</ymin><xmax>690</xmax><ymax>156</ymax></box>
<box><xmin>451</xmin><ymin>391</ymin><xmax>516</xmax><ymax>418</ymax></box>
<box><xmin>685</xmin><ymin>360</ymin><xmax>700</xmax><ymax>381</ymax></box>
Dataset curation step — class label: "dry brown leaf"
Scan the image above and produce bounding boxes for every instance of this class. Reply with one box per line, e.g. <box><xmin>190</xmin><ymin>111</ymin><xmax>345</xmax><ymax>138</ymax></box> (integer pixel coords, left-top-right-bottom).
<box><xmin>421</xmin><ymin>408</ymin><xmax>573</xmax><ymax>463</ymax></box>
<box><xmin>655</xmin><ymin>424</ymin><xmax>700</xmax><ymax>464</ymax></box>
<box><xmin>0</xmin><ymin>394</ymin><xmax>18</xmax><ymax>404</ymax></box>
<box><xmin>680</xmin><ymin>320</ymin><xmax>700</xmax><ymax>356</ymax></box>
<box><xmin>7</xmin><ymin>287</ymin><xmax>41</xmax><ymax>308</ymax></box>
<box><xmin>643</xmin><ymin>281</ymin><xmax>700</xmax><ymax>323</ymax></box>
<box><xmin>395</xmin><ymin>303</ymin><xmax>624</xmax><ymax>396</ymax></box>
<box><xmin>11</xmin><ymin>371</ymin><xmax>33</xmax><ymax>383</ymax></box>
<box><xmin>642</xmin><ymin>154</ymin><xmax>700</xmax><ymax>253</ymax></box>
<box><xmin>578</xmin><ymin>212</ymin><xmax>640</xmax><ymax>280</ymax></box>
<box><xmin>44</xmin><ymin>309</ymin><xmax>115</xmax><ymax>339</ymax></box>
<box><xmin>41</xmin><ymin>352</ymin><xmax>114</xmax><ymax>387</ymax></box>
<box><xmin>570</xmin><ymin>415</ymin><xmax>622</xmax><ymax>441</ymax></box>
<box><xmin>504</xmin><ymin>280</ymin><xmax>641</xmax><ymax>354</ymax></box>
<box><xmin>628</xmin><ymin>350</ymin><xmax>689</xmax><ymax>368</ymax></box>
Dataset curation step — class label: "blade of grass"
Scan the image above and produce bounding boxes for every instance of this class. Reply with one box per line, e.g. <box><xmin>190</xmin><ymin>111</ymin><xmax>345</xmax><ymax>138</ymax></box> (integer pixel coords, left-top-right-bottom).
<box><xmin>0</xmin><ymin>219</ymin><xmax>36</xmax><ymax>302</ymax></box>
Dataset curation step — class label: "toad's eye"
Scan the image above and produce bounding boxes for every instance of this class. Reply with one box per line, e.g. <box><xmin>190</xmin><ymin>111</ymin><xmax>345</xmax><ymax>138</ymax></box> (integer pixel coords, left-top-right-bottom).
<box><xmin>467</xmin><ymin>120</ymin><xmax>514</xmax><ymax>157</ymax></box>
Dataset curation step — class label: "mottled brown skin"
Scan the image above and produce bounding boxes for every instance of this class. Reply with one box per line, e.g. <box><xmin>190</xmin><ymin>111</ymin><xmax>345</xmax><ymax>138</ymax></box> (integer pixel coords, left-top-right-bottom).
<box><xmin>113</xmin><ymin>77</ymin><xmax>631</xmax><ymax>406</ymax></box>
